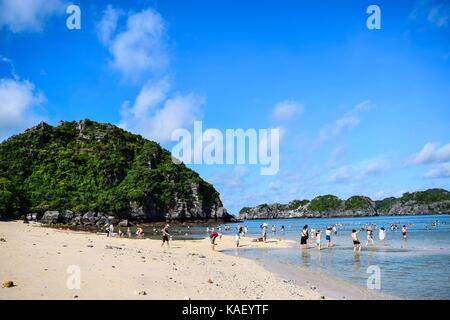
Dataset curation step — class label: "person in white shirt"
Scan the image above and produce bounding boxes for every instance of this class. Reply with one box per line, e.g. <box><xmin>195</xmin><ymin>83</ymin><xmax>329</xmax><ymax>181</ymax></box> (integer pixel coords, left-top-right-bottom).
<box><xmin>379</xmin><ymin>227</ymin><xmax>386</xmax><ymax>246</ymax></box>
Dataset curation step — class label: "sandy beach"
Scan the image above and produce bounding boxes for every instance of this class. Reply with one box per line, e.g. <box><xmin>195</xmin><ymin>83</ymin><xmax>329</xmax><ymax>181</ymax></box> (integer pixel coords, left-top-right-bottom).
<box><xmin>0</xmin><ymin>221</ymin><xmax>382</xmax><ymax>300</ymax></box>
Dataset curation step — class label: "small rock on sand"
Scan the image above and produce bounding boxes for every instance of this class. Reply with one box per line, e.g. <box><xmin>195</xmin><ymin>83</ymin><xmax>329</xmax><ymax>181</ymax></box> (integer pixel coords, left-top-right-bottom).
<box><xmin>207</xmin><ymin>278</ymin><xmax>214</xmax><ymax>284</ymax></box>
<box><xmin>2</xmin><ymin>281</ymin><xmax>15</xmax><ymax>288</ymax></box>
<box><xmin>0</xmin><ymin>238</ymin><xmax>6</xmax><ymax>242</ymax></box>
<box><xmin>134</xmin><ymin>290</ymin><xmax>147</xmax><ymax>296</ymax></box>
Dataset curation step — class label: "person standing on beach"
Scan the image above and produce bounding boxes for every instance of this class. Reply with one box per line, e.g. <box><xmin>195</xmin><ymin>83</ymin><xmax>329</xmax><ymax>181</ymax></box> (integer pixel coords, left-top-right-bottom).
<box><xmin>234</xmin><ymin>231</ymin><xmax>240</xmax><ymax>248</ymax></box>
<box><xmin>379</xmin><ymin>227</ymin><xmax>386</xmax><ymax>246</ymax></box>
<box><xmin>300</xmin><ymin>224</ymin><xmax>309</xmax><ymax>248</ymax></box>
<box><xmin>366</xmin><ymin>227</ymin><xmax>375</xmax><ymax>246</ymax></box>
<box><xmin>332</xmin><ymin>225</ymin><xmax>337</xmax><ymax>236</ymax></box>
<box><xmin>352</xmin><ymin>229</ymin><xmax>362</xmax><ymax>252</ymax></box>
<box><xmin>325</xmin><ymin>227</ymin><xmax>333</xmax><ymax>247</ymax></box>
<box><xmin>402</xmin><ymin>225</ymin><xmax>408</xmax><ymax>239</ymax></box>
<box><xmin>127</xmin><ymin>227</ymin><xmax>132</xmax><ymax>238</ymax></box>
<box><xmin>315</xmin><ymin>230</ymin><xmax>322</xmax><ymax>251</ymax></box>
<box><xmin>108</xmin><ymin>223</ymin><xmax>114</xmax><ymax>237</ymax></box>
<box><xmin>210</xmin><ymin>227</ymin><xmax>219</xmax><ymax>250</ymax></box>
<box><xmin>161</xmin><ymin>224</ymin><xmax>170</xmax><ymax>248</ymax></box>
<box><xmin>243</xmin><ymin>226</ymin><xmax>248</xmax><ymax>236</ymax></box>
<box><xmin>261</xmin><ymin>223</ymin><xmax>268</xmax><ymax>242</ymax></box>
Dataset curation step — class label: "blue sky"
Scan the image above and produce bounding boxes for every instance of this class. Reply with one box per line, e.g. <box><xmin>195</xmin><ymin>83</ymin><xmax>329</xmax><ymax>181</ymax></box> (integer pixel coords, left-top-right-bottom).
<box><xmin>0</xmin><ymin>0</ymin><xmax>449</xmax><ymax>214</ymax></box>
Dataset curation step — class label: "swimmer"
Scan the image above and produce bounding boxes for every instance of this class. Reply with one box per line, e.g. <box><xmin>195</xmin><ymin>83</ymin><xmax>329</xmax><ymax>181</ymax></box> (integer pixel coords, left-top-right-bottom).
<box><xmin>402</xmin><ymin>225</ymin><xmax>408</xmax><ymax>239</ymax></box>
<box><xmin>379</xmin><ymin>226</ymin><xmax>386</xmax><ymax>246</ymax></box>
<box><xmin>352</xmin><ymin>229</ymin><xmax>362</xmax><ymax>252</ymax></box>
<box><xmin>366</xmin><ymin>227</ymin><xmax>375</xmax><ymax>246</ymax></box>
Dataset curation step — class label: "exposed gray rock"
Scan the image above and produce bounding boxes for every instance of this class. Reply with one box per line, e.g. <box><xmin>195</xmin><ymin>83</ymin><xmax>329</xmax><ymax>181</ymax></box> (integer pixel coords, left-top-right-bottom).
<box><xmin>60</xmin><ymin>210</ymin><xmax>74</xmax><ymax>223</ymax></box>
<box><xmin>82</xmin><ymin>211</ymin><xmax>98</xmax><ymax>225</ymax></box>
<box><xmin>118</xmin><ymin>219</ymin><xmax>129</xmax><ymax>227</ymax></box>
<box><xmin>40</xmin><ymin>211</ymin><xmax>60</xmax><ymax>224</ymax></box>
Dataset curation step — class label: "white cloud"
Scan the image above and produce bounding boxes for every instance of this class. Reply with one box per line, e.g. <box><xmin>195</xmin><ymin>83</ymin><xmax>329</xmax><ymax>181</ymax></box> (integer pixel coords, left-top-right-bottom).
<box><xmin>272</xmin><ymin>100</ymin><xmax>304</xmax><ymax>120</ymax></box>
<box><xmin>427</xmin><ymin>3</ymin><xmax>450</xmax><ymax>27</ymax></box>
<box><xmin>96</xmin><ymin>5</ymin><xmax>123</xmax><ymax>46</ymax></box>
<box><xmin>119</xmin><ymin>78</ymin><xmax>204</xmax><ymax>142</ymax></box>
<box><xmin>413</xmin><ymin>143</ymin><xmax>450</xmax><ymax>164</ymax></box>
<box><xmin>0</xmin><ymin>0</ymin><xmax>64</xmax><ymax>32</ymax></box>
<box><xmin>98</xmin><ymin>8</ymin><xmax>168</xmax><ymax>82</ymax></box>
<box><xmin>318</xmin><ymin>100</ymin><xmax>372</xmax><ymax>143</ymax></box>
<box><xmin>354</xmin><ymin>99</ymin><xmax>373</xmax><ymax>111</ymax></box>
<box><xmin>319</xmin><ymin>115</ymin><xmax>359</xmax><ymax>143</ymax></box>
<box><xmin>328</xmin><ymin>159</ymin><xmax>388</xmax><ymax>183</ymax></box>
<box><xmin>424</xmin><ymin>163</ymin><xmax>450</xmax><ymax>178</ymax></box>
<box><xmin>0</xmin><ymin>78</ymin><xmax>46</xmax><ymax>139</ymax></box>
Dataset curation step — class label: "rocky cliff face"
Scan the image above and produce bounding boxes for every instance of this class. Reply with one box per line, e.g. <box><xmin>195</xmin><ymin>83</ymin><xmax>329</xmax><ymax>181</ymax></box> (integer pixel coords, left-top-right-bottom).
<box><xmin>0</xmin><ymin>119</ymin><xmax>232</xmax><ymax>223</ymax></box>
<box><xmin>239</xmin><ymin>189</ymin><xmax>450</xmax><ymax>220</ymax></box>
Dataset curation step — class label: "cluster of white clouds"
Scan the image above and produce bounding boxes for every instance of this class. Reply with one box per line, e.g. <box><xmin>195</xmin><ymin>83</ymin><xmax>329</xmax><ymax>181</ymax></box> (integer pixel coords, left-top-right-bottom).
<box><xmin>0</xmin><ymin>0</ymin><xmax>61</xmax><ymax>140</ymax></box>
<box><xmin>119</xmin><ymin>78</ymin><xmax>204</xmax><ymax>142</ymax></box>
<box><xmin>0</xmin><ymin>77</ymin><xmax>46</xmax><ymax>139</ymax></box>
<box><xmin>97</xmin><ymin>7</ymin><xmax>168</xmax><ymax>82</ymax></box>
<box><xmin>427</xmin><ymin>2</ymin><xmax>450</xmax><ymax>27</ymax></box>
<box><xmin>413</xmin><ymin>143</ymin><xmax>450</xmax><ymax>179</ymax></box>
<box><xmin>410</xmin><ymin>0</ymin><xmax>450</xmax><ymax>28</ymax></box>
<box><xmin>328</xmin><ymin>159</ymin><xmax>388</xmax><ymax>183</ymax></box>
<box><xmin>97</xmin><ymin>6</ymin><xmax>203</xmax><ymax>143</ymax></box>
<box><xmin>0</xmin><ymin>0</ymin><xmax>64</xmax><ymax>32</ymax></box>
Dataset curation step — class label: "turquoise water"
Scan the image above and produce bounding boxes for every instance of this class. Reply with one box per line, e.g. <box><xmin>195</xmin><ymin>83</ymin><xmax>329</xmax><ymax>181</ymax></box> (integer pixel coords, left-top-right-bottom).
<box><xmin>206</xmin><ymin>215</ymin><xmax>450</xmax><ymax>300</ymax></box>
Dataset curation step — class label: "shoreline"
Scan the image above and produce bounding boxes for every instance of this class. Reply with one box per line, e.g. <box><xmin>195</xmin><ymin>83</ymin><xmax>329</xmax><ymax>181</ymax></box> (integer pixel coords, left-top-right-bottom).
<box><xmin>238</xmin><ymin>213</ymin><xmax>450</xmax><ymax>221</ymax></box>
<box><xmin>1</xmin><ymin>221</ymin><xmax>389</xmax><ymax>300</ymax></box>
<box><xmin>225</xmin><ymin>247</ymin><xmax>396</xmax><ymax>300</ymax></box>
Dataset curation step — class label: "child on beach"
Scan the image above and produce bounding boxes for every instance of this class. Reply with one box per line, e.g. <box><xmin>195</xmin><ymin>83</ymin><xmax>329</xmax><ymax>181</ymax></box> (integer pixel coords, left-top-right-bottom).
<box><xmin>402</xmin><ymin>225</ymin><xmax>408</xmax><ymax>239</ymax></box>
<box><xmin>366</xmin><ymin>227</ymin><xmax>375</xmax><ymax>246</ymax></box>
<box><xmin>108</xmin><ymin>224</ymin><xmax>114</xmax><ymax>237</ymax></box>
<box><xmin>379</xmin><ymin>227</ymin><xmax>386</xmax><ymax>246</ymax></box>
<box><xmin>300</xmin><ymin>225</ymin><xmax>309</xmax><ymax>247</ymax></box>
<box><xmin>136</xmin><ymin>227</ymin><xmax>144</xmax><ymax>238</ymax></box>
<box><xmin>325</xmin><ymin>227</ymin><xmax>333</xmax><ymax>247</ymax></box>
<box><xmin>234</xmin><ymin>232</ymin><xmax>240</xmax><ymax>248</ymax></box>
<box><xmin>352</xmin><ymin>229</ymin><xmax>362</xmax><ymax>252</ymax></box>
<box><xmin>161</xmin><ymin>224</ymin><xmax>170</xmax><ymax>248</ymax></box>
<box><xmin>315</xmin><ymin>230</ymin><xmax>322</xmax><ymax>251</ymax></box>
<box><xmin>210</xmin><ymin>228</ymin><xmax>219</xmax><ymax>250</ymax></box>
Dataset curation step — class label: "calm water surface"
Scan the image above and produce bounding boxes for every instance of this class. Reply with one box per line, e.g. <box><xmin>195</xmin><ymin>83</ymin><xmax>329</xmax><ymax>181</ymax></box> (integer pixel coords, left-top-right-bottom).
<box><xmin>152</xmin><ymin>214</ymin><xmax>450</xmax><ymax>299</ymax></box>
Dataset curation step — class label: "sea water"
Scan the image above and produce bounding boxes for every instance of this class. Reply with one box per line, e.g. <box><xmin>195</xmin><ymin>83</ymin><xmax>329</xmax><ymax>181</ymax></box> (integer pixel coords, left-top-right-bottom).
<box><xmin>197</xmin><ymin>215</ymin><xmax>449</xmax><ymax>300</ymax></box>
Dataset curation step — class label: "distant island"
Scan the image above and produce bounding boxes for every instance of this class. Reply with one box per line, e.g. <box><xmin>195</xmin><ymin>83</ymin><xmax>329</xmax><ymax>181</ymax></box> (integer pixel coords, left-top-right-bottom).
<box><xmin>239</xmin><ymin>189</ymin><xmax>450</xmax><ymax>220</ymax></box>
<box><xmin>0</xmin><ymin>120</ymin><xmax>232</xmax><ymax>224</ymax></box>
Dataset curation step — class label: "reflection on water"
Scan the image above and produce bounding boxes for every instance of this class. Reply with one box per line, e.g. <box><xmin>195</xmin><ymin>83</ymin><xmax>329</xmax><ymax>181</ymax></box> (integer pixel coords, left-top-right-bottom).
<box><xmin>221</xmin><ymin>214</ymin><xmax>450</xmax><ymax>299</ymax></box>
<box><xmin>352</xmin><ymin>252</ymin><xmax>361</xmax><ymax>272</ymax></box>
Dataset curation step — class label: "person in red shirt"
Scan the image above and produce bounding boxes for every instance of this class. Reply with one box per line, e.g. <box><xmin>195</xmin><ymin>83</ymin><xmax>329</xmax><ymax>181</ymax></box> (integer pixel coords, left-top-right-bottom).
<box><xmin>209</xmin><ymin>228</ymin><xmax>219</xmax><ymax>250</ymax></box>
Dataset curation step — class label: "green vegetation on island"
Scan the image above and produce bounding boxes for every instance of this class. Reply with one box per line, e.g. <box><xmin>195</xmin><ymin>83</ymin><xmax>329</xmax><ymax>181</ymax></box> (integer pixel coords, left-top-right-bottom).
<box><xmin>0</xmin><ymin>120</ymin><xmax>226</xmax><ymax>221</ymax></box>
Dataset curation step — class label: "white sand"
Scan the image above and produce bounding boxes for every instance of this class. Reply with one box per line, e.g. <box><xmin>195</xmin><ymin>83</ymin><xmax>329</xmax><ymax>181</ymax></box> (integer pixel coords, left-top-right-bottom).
<box><xmin>0</xmin><ymin>221</ymin><xmax>382</xmax><ymax>300</ymax></box>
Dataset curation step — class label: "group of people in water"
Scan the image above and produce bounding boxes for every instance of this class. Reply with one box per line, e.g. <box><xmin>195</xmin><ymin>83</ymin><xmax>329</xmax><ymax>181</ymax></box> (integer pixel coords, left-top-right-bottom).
<box><xmin>104</xmin><ymin>221</ymin><xmax>411</xmax><ymax>253</ymax></box>
<box><xmin>298</xmin><ymin>223</ymin><xmax>408</xmax><ymax>252</ymax></box>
